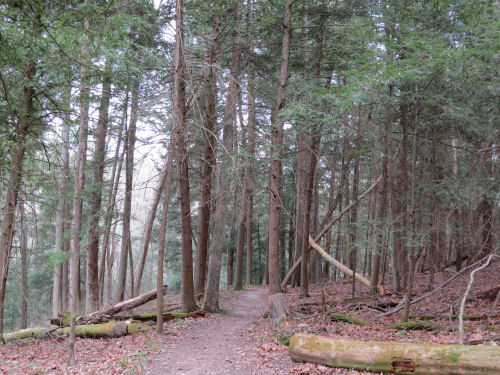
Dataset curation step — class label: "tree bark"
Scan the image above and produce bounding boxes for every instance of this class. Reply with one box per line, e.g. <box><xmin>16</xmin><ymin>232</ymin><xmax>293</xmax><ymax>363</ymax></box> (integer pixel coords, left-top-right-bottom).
<box><xmin>290</xmin><ymin>333</ymin><xmax>500</xmax><ymax>375</ymax></box>
<box><xmin>99</xmin><ymin>94</ymin><xmax>127</xmax><ymax>304</ymax></box>
<box><xmin>156</xmin><ymin>133</ymin><xmax>176</xmax><ymax>333</ymax></box>
<box><xmin>174</xmin><ymin>0</ymin><xmax>197</xmax><ymax>313</ymax></box>
<box><xmin>69</xmin><ymin>21</ymin><xmax>90</xmax><ymax>364</ymax></box>
<box><xmin>370</xmin><ymin>95</ymin><xmax>391</xmax><ymax>295</ymax></box>
<box><xmin>194</xmin><ymin>22</ymin><xmax>219</xmax><ymax>296</ymax></box>
<box><xmin>85</xmin><ymin>58</ymin><xmax>112</xmax><ymax>313</ymax></box>
<box><xmin>19</xmin><ymin>201</ymin><xmax>28</xmax><ymax>329</ymax></box>
<box><xmin>53</xmin><ymin>80</ymin><xmax>71</xmax><ymax>317</ymax></box>
<box><xmin>203</xmin><ymin>0</ymin><xmax>242</xmax><ymax>311</ymax></box>
<box><xmin>116</xmin><ymin>79</ymin><xmax>139</xmax><ymax>302</ymax></box>
<box><xmin>268</xmin><ymin>1</ymin><xmax>292</xmax><ymax>295</ymax></box>
<box><xmin>245</xmin><ymin>7</ymin><xmax>256</xmax><ymax>286</ymax></box>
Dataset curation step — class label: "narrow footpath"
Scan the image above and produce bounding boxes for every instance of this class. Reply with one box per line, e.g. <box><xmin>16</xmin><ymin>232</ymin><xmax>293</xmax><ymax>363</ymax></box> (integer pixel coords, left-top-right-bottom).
<box><xmin>145</xmin><ymin>287</ymin><xmax>294</xmax><ymax>375</ymax></box>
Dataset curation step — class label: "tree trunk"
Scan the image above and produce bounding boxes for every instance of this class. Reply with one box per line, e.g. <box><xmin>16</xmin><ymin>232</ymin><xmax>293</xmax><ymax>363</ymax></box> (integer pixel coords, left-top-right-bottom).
<box><xmin>19</xmin><ymin>201</ymin><xmax>28</xmax><ymax>329</ymax></box>
<box><xmin>69</xmin><ymin>22</ymin><xmax>90</xmax><ymax>364</ymax></box>
<box><xmin>0</xmin><ymin>60</ymin><xmax>35</xmax><ymax>343</ymax></box>
<box><xmin>370</xmin><ymin>93</ymin><xmax>391</xmax><ymax>295</ymax></box>
<box><xmin>99</xmin><ymin>95</ymin><xmax>127</xmax><ymax>305</ymax></box>
<box><xmin>289</xmin><ymin>333</ymin><xmax>500</xmax><ymax>375</ymax></box>
<box><xmin>268</xmin><ymin>1</ymin><xmax>292</xmax><ymax>295</ymax></box>
<box><xmin>296</xmin><ymin>132</ymin><xmax>309</xmax><ymax>293</ymax></box>
<box><xmin>174</xmin><ymin>0</ymin><xmax>197</xmax><ymax>313</ymax></box>
<box><xmin>116</xmin><ymin>79</ymin><xmax>139</xmax><ymax>302</ymax></box>
<box><xmin>134</xmin><ymin>155</ymin><xmax>173</xmax><ymax>296</ymax></box>
<box><xmin>203</xmin><ymin>0</ymin><xmax>242</xmax><ymax>312</ymax></box>
<box><xmin>245</xmin><ymin>12</ymin><xmax>256</xmax><ymax>286</ymax></box>
<box><xmin>322</xmin><ymin>169</ymin><xmax>336</xmax><ymax>279</ymax></box>
<box><xmin>85</xmin><ymin>58</ymin><xmax>112</xmax><ymax>313</ymax></box>
<box><xmin>53</xmin><ymin>81</ymin><xmax>71</xmax><ymax>317</ymax></box>
<box><xmin>226</xmin><ymin>184</ymin><xmax>238</xmax><ymax>287</ymax></box>
<box><xmin>156</xmin><ymin>132</ymin><xmax>176</xmax><ymax>333</ymax></box>
<box><xmin>194</xmin><ymin>22</ymin><xmax>219</xmax><ymax>296</ymax></box>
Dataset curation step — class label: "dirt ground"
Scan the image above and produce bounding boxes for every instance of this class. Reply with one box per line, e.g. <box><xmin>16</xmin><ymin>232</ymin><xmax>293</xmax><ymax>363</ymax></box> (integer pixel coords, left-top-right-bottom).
<box><xmin>144</xmin><ymin>287</ymin><xmax>295</xmax><ymax>375</ymax></box>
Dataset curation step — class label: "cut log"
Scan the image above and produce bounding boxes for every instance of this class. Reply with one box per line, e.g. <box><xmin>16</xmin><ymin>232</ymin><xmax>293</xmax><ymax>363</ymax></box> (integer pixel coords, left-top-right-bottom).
<box><xmin>2</xmin><ymin>321</ymin><xmax>150</xmax><ymax>344</ymax></box>
<box><xmin>83</xmin><ymin>285</ymin><xmax>168</xmax><ymax>323</ymax></box>
<box><xmin>267</xmin><ymin>294</ymin><xmax>289</xmax><ymax>329</ymax></box>
<box><xmin>289</xmin><ymin>333</ymin><xmax>500</xmax><ymax>375</ymax></box>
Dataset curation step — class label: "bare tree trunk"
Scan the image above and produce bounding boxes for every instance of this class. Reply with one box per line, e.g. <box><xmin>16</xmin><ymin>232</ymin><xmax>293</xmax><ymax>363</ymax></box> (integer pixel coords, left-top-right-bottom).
<box><xmin>323</xmin><ymin>170</ymin><xmax>336</xmax><ymax>279</ymax></box>
<box><xmin>69</xmin><ymin>22</ymin><xmax>90</xmax><ymax>363</ymax></box>
<box><xmin>19</xmin><ymin>201</ymin><xmax>28</xmax><ymax>329</ymax></box>
<box><xmin>116</xmin><ymin>80</ymin><xmax>139</xmax><ymax>302</ymax></box>
<box><xmin>296</xmin><ymin>133</ymin><xmax>309</xmax><ymax>293</ymax></box>
<box><xmin>107</xmin><ymin>229</ymin><xmax>117</xmax><ymax>304</ymax></box>
<box><xmin>268</xmin><ymin>1</ymin><xmax>292</xmax><ymax>295</ymax></box>
<box><xmin>53</xmin><ymin>78</ymin><xmax>71</xmax><ymax>317</ymax></box>
<box><xmin>226</xmin><ymin>185</ymin><xmax>238</xmax><ymax>287</ymax></box>
<box><xmin>156</xmin><ymin>133</ymin><xmax>176</xmax><ymax>333</ymax></box>
<box><xmin>135</xmin><ymin>155</ymin><xmax>174</xmax><ymax>296</ymax></box>
<box><xmin>98</xmin><ymin>95</ymin><xmax>127</xmax><ymax>305</ymax></box>
<box><xmin>194</xmin><ymin>22</ymin><xmax>219</xmax><ymax>296</ymax></box>
<box><xmin>370</xmin><ymin>93</ymin><xmax>391</xmax><ymax>295</ymax></box>
<box><xmin>174</xmin><ymin>0</ymin><xmax>197</xmax><ymax>313</ymax></box>
<box><xmin>0</xmin><ymin>60</ymin><xmax>35</xmax><ymax>343</ymax></box>
<box><xmin>86</xmin><ymin>58</ymin><xmax>112</xmax><ymax>313</ymax></box>
<box><xmin>203</xmin><ymin>0</ymin><xmax>242</xmax><ymax>311</ymax></box>
<box><xmin>245</xmin><ymin>13</ymin><xmax>256</xmax><ymax>285</ymax></box>
<box><xmin>350</xmin><ymin>130</ymin><xmax>360</xmax><ymax>298</ymax></box>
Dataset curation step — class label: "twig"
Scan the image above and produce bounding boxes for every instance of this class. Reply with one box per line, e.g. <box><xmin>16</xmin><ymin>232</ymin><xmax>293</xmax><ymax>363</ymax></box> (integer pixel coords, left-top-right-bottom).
<box><xmin>459</xmin><ymin>254</ymin><xmax>498</xmax><ymax>344</ymax></box>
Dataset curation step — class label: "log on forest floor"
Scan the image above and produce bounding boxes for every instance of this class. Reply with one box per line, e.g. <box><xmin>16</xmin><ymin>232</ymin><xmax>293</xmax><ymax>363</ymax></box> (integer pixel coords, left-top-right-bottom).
<box><xmin>113</xmin><ymin>310</ymin><xmax>206</xmax><ymax>322</ymax></box>
<box><xmin>2</xmin><ymin>321</ymin><xmax>151</xmax><ymax>344</ymax></box>
<box><xmin>82</xmin><ymin>285</ymin><xmax>168</xmax><ymax>324</ymax></box>
<box><xmin>289</xmin><ymin>333</ymin><xmax>500</xmax><ymax>375</ymax></box>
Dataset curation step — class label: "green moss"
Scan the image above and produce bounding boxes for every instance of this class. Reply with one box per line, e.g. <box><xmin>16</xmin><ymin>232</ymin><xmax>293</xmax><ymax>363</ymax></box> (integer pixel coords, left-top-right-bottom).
<box><xmin>279</xmin><ymin>334</ymin><xmax>290</xmax><ymax>346</ymax></box>
<box><xmin>487</xmin><ymin>326</ymin><xmax>499</xmax><ymax>332</ymax></box>
<box><xmin>389</xmin><ymin>321</ymin><xmax>440</xmax><ymax>331</ymax></box>
<box><xmin>330</xmin><ymin>313</ymin><xmax>368</xmax><ymax>326</ymax></box>
<box><xmin>440</xmin><ymin>350</ymin><xmax>461</xmax><ymax>363</ymax></box>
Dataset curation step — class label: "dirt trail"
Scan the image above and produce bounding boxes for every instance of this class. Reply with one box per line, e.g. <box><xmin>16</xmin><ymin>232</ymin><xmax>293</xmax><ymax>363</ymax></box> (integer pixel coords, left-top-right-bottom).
<box><xmin>145</xmin><ymin>287</ymin><xmax>293</xmax><ymax>375</ymax></box>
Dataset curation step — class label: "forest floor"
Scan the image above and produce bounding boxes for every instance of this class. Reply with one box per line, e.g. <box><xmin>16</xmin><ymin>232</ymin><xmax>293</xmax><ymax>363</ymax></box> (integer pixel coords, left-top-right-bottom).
<box><xmin>0</xmin><ymin>259</ymin><xmax>499</xmax><ymax>374</ymax></box>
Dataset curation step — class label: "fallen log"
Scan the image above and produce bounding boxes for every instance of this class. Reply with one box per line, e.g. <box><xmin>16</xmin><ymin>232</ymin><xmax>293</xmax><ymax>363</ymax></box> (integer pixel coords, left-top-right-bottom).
<box><xmin>281</xmin><ymin>176</ymin><xmax>382</xmax><ymax>290</ymax></box>
<box><xmin>83</xmin><ymin>285</ymin><xmax>168</xmax><ymax>323</ymax></box>
<box><xmin>2</xmin><ymin>327</ymin><xmax>48</xmax><ymax>343</ymax></box>
<box><xmin>56</xmin><ymin>321</ymin><xmax>150</xmax><ymax>337</ymax></box>
<box><xmin>2</xmin><ymin>321</ymin><xmax>150</xmax><ymax>344</ymax></box>
<box><xmin>289</xmin><ymin>333</ymin><xmax>500</xmax><ymax>375</ymax></box>
<box><xmin>113</xmin><ymin>310</ymin><xmax>206</xmax><ymax>322</ymax></box>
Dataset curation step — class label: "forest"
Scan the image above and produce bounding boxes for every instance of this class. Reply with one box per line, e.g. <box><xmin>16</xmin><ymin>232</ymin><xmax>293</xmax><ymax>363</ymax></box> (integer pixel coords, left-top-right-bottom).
<box><xmin>0</xmin><ymin>0</ymin><xmax>498</xmax><ymax>373</ymax></box>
